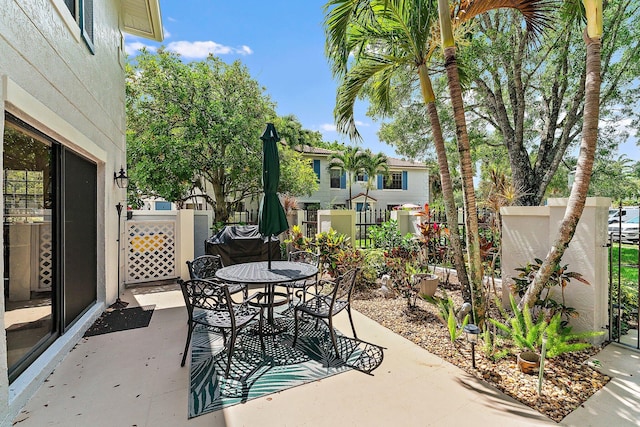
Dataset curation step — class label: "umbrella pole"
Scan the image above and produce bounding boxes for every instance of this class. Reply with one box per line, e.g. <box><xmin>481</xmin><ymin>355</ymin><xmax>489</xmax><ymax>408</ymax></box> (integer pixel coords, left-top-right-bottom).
<box><xmin>268</xmin><ymin>235</ymin><xmax>272</xmax><ymax>270</ymax></box>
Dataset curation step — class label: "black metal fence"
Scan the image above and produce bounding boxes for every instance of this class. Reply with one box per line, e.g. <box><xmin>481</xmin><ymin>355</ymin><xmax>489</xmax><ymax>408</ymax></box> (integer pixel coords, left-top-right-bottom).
<box><xmin>608</xmin><ymin>204</ymin><xmax>640</xmax><ymax>349</ymax></box>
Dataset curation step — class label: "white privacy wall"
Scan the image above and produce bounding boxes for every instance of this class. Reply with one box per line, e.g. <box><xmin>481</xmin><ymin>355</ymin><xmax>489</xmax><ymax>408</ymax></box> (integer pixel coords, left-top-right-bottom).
<box><xmin>501</xmin><ymin>197</ymin><xmax>610</xmax><ymax>342</ymax></box>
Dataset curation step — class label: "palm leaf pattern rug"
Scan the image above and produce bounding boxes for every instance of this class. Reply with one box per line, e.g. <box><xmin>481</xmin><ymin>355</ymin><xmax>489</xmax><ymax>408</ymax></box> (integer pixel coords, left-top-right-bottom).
<box><xmin>189</xmin><ymin>314</ymin><xmax>384</xmax><ymax>418</ymax></box>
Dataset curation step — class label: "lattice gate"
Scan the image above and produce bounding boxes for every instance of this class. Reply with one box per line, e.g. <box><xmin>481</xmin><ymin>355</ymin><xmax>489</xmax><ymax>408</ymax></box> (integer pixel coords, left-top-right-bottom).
<box><xmin>125</xmin><ymin>220</ymin><xmax>177</xmax><ymax>284</ymax></box>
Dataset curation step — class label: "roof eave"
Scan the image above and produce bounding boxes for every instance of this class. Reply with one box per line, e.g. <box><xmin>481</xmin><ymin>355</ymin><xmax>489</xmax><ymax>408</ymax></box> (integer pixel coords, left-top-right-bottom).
<box><xmin>121</xmin><ymin>0</ymin><xmax>164</xmax><ymax>42</ymax></box>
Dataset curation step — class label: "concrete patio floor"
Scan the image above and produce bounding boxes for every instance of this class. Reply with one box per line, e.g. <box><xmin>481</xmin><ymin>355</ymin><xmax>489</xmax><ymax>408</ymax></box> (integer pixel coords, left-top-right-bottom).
<box><xmin>12</xmin><ymin>283</ymin><xmax>640</xmax><ymax>427</ymax></box>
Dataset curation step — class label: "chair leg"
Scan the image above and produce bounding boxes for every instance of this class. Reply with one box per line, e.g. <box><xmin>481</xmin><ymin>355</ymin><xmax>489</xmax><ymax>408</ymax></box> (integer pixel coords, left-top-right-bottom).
<box><xmin>225</xmin><ymin>329</ymin><xmax>236</xmax><ymax>378</ymax></box>
<box><xmin>292</xmin><ymin>308</ymin><xmax>300</xmax><ymax>347</ymax></box>
<box><xmin>181</xmin><ymin>323</ymin><xmax>194</xmax><ymax>367</ymax></box>
<box><xmin>346</xmin><ymin>306</ymin><xmax>358</xmax><ymax>339</ymax></box>
<box><xmin>328</xmin><ymin>316</ymin><xmax>340</xmax><ymax>358</ymax></box>
<box><xmin>258</xmin><ymin>309</ymin><xmax>265</xmax><ymax>353</ymax></box>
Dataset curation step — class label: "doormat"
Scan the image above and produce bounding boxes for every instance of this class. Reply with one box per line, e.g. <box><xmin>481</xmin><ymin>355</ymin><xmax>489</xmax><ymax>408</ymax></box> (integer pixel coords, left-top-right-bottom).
<box><xmin>84</xmin><ymin>305</ymin><xmax>155</xmax><ymax>337</ymax></box>
<box><xmin>189</xmin><ymin>316</ymin><xmax>384</xmax><ymax>418</ymax></box>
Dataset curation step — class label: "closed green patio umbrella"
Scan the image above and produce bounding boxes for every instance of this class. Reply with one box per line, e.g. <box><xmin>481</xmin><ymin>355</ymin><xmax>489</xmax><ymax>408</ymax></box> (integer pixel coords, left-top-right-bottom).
<box><xmin>258</xmin><ymin>123</ymin><xmax>288</xmax><ymax>269</ymax></box>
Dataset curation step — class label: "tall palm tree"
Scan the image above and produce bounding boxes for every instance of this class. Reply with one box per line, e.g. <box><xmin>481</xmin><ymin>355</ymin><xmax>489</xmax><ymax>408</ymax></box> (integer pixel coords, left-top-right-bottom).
<box><xmin>521</xmin><ymin>0</ymin><xmax>602</xmax><ymax>308</ymax></box>
<box><xmin>359</xmin><ymin>149</ymin><xmax>390</xmax><ymax>212</ymax></box>
<box><xmin>324</xmin><ymin>0</ymin><xmax>552</xmax><ymax>320</ymax></box>
<box><xmin>436</xmin><ymin>0</ymin><xmax>552</xmax><ymax>323</ymax></box>
<box><xmin>324</xmin><ymin>0</ymin><xmax>473</xmax><ymax>302</ymax></box>
<box><xmin>327</xmin><ymin>145</ymin><xmax>366</xmax><ymax>209</ymax></box>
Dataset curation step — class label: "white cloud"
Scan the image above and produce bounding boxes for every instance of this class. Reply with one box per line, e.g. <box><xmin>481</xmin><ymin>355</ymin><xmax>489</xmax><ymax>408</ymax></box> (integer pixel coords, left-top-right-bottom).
<box><xmin>166</xmin><ymin>41</ymin><xmax>253</xmax><ymax>59</ymax></box>
<box><xmin>163</xmin><ymin>27</ymin><xmax>171</xmax><ymax>39</ymax></box>
<box><xmin>354</xmin><ymin>120</ymin><xmax>370</xmax><ymax>127</ymax></box>
<box><xmin>320</xmin><ymin>123</ymin><xmax>337</xmax><ymax>132</ymax></box>
<box><xmin>125</xmin><ymin>41</ymin><xmax>156</xmax><ymax>56</ymax></box>
<box><xmin>238</xmin><ymin>45</ymin><xmax>253</xmax><ymax>55</ymax></box>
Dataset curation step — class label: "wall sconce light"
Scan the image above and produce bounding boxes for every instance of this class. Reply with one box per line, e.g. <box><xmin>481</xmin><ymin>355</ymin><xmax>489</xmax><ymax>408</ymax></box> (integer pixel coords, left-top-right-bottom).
<box><xmin>114</xmin><ymin>166</ymin><xmax>129</xmax><ymax>189</ymax></box>
<box><xmin>463</xmin><ymin>323</ymin><xmax>481</xmax><ymax>369</ymax></box>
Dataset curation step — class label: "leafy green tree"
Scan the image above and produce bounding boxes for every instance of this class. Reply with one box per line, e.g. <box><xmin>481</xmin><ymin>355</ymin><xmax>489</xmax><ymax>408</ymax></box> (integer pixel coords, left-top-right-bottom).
<box><xmin>279</xmin><ymin>144</ymin><xmax>320</xmax><ymax>196</ymax></box>
<box><xmin>461</xmin><ymin>0</ymin><xmax>639</xmax><ymax>206</ymax></box>
<box><xmin>273</xmin><ymin>115</ymin><xmax>324</xmax><ymax>150</ymax></box>
<box><xmin>127</xmin><ymin>48</ymin><xmax>279</xmax><ymax>221</ymax></box>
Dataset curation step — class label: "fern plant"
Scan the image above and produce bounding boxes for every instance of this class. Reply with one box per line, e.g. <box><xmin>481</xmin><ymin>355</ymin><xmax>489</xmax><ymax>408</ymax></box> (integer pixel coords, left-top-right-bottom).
<box><xmin>490</xmin><ymin>293</ymin><xmax>547</xmax><ymax>352</ymax></box>
<box><xmin>544</xmin><ymin>313</ymin><xmax>604</xmax><ymax>358</ymax></box>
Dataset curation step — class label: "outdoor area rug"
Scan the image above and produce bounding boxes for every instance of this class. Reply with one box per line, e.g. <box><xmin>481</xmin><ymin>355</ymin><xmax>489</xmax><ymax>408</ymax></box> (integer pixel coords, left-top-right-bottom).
<box><xmin>84</xmin><ymin>305</ymin><xmax>155</xmax><ymax>337</ymax></box>
<box><xmin>189</xmin><ymin>314</ymin><xmax>384</xmax><ymax>418</ymax></box>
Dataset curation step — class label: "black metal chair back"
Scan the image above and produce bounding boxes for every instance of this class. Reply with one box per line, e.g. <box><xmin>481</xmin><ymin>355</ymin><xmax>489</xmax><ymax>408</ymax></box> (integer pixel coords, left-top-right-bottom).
<box><xmin>186</xmin><ymin>254</ymin><xmax>224</xmax><ymax>280</ymax></box>
<box><xmin>186</xmin><ymin>254</ymin><xmax>247</xmax><ymax>298</ymax></box>
<box><xmin>293</xmin><ymin>268</ymin><xmax>360</xmax><ymax>357</ymax></box>
<box><xmin>178</xmin><ymin>278</ymin><xmax>261</xmax><ymax>377</ymax></box>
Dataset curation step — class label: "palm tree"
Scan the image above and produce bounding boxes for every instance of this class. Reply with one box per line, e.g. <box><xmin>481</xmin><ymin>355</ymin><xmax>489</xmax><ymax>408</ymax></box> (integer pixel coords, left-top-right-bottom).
<box><xmin>324</xmin><ymin>0</ymin><xmax>552</xmax><ymax>320</ymax></box>
<box><xmin>359</xmin><ymin>149</ymin><xmax>390</xmax><ymax>212</ymax></box>
<box><xmin>324</xmin><ymin>0</ymin><xmax>473</xmax><ymax>302</ymax></box>
<box><xmin>327</xmin><ymin>145</ymin><xmax>366</xmax><ymax>209</ymax></box>
<box><xmin>521</xmin><ymin>0</ymin><xmax>602</xmax><ymax>308</ymax></box>
<box><xmin>436</xmin><ymin>0</ymin><xmax>552</xmax><ymax>323</ymax></box>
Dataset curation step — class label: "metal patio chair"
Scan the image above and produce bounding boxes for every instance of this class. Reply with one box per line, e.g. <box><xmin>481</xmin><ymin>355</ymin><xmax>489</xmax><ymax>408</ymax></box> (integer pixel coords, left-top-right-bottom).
<box><xmin>292</xmin><ymin>268</ymin><xmax>359</xmax><ymax>358</ymax></box>
<box><xmin>186</xmin><ymin>254</ymin><xmax>248</xmax><ymax>299</ymax></box>
<box><xmin>284</xmin><ymin>250</ymin><xmax>320</xmax><ymax>307</ymax></box>
<box><xmin>178</xmin><ymin>278</ymin><xmax>263</xmax><ymax>377</ymax></box>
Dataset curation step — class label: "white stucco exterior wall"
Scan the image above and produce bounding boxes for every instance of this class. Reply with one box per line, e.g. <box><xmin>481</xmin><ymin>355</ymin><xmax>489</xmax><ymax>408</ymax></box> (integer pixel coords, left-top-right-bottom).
<box><xmin>0</xmin><ymin>0</ymin><xmax>140</xmax><ymax>423</ymax></box>
<box><xmin>501</xmin><ymin>197</ymin><xmax>610</xmax><ymax>343</ymax></box>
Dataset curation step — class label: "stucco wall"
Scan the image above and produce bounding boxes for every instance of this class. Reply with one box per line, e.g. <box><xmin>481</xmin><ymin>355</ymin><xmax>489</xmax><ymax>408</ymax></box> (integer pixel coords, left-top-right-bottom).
<box><xmin>501</xmin><ymin>197</ymin><xmax>610</xmax><ymax>342</ymax></box>
<box><xmin>1</xmin><ymin>0</ymin><xmax>128</xmax><ymax>423</ymax></box>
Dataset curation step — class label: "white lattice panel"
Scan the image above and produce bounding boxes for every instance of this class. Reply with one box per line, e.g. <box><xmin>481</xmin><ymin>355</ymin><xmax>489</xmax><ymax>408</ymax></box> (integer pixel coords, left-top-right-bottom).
<box><xmin>38</xmin><ymin>223</ymin><xmax>53</xmax><ymax>292</ymax></box>
<box><xmin>126</xmin><ymin>220</ymin><xmax>176</xmax><ymax>284</ymax></box>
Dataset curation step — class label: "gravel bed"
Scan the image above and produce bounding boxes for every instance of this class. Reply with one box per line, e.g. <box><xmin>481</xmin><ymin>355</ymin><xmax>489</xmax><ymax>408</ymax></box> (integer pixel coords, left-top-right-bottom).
<box><xmin>352</xmin><ymin>283</ymin><xmax>610</xmax><ymax>423</ymax></box>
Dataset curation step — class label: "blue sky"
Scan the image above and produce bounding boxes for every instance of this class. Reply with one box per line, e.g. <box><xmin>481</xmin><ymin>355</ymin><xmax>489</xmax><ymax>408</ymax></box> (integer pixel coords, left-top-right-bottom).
<box><xmin>126</xmin><ymin>0</ymin><xmax>393</xmax><ymax>157</ymax></box>
<box><xmin>125</xmin><ymin>1</ymin><xmax>638</xmax><ymax>163</ymax></box>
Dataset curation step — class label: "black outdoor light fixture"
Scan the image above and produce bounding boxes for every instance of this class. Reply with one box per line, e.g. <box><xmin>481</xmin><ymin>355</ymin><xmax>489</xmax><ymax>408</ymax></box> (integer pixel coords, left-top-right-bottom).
<box><xmin>114</xmin><ymin>166</ymin><xmax>129</xmax><ymax>189</ymax></box>
<box><xmin>112</xmin><ymin>167</ymin><xmax>129</xmax><ymax>307</ymax></box>
<box><xmin>463</xmin><ymin>323</ymin><xmax>481</xmax><ymax>369</ymax></box>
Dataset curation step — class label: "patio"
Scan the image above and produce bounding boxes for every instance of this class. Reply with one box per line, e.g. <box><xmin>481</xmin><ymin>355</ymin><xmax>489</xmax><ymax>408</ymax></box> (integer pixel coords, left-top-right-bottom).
<box><xmin>11</xmin><ymin>282</ymin><xmax>639</xmax><ymax>427</ymax></box>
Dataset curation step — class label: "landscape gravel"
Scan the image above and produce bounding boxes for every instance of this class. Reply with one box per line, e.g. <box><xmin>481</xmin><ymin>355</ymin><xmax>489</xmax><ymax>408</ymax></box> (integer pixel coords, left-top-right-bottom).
<box><xmin>352</xmin><ymin>283</ymin><xmax>610</xmax><ymax>423</ymax></box>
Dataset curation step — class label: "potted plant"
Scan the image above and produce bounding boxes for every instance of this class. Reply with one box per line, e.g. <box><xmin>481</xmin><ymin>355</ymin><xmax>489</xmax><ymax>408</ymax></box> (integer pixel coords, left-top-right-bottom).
<box><xmin>407</xmin><ymin>262</ymin><xmax>439</xmax><ymax>298</ymax></box>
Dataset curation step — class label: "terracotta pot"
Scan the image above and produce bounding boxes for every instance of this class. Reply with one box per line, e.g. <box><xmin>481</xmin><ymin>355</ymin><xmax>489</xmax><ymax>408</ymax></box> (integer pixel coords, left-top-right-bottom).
<box><xmin>413</xmin><ymin>273</ymin><xmax>439</xmax><ymax>298</ymax></box>
<box><xmin>517</xmin><ymin>351</ymin><xmax>540</xmax><ymax>374</ymax></box>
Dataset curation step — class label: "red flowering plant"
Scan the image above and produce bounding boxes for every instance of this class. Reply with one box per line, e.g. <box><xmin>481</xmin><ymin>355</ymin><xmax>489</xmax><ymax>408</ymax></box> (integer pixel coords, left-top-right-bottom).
<box><xmin>413</xmin><ymin>203</ymin><xmax>449</xmax><ymax>268</ymax></box>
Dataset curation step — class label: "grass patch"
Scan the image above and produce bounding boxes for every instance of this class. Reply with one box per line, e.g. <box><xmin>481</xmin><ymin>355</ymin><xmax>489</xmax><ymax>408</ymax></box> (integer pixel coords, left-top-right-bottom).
<box><xmin>610</xmin><ymin>244</ymin><xmax>639</xmax><ymax>285</ymax></box>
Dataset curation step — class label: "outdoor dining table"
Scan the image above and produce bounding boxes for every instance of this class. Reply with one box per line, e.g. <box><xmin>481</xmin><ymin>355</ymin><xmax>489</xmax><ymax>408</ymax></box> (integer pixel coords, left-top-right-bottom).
<box><xmin>215</xmin><ymin>260</ymin><xmax>318</xmax><ymax>335</ymax></box>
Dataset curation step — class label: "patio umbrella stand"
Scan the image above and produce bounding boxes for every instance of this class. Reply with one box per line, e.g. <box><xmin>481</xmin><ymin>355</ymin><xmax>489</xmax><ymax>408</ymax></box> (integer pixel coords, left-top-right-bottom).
<box><xmin>258</xmin><ymin>123</ymin><xmax>288</xmax><ymax>269</ymax></box>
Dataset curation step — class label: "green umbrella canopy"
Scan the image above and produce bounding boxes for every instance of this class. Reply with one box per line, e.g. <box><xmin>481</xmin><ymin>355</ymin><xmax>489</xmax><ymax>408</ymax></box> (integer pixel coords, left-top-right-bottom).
<box><xmin>258</xmin><ymin>123</ymin><xmax>288</xmax><ymax>238</ymax></box>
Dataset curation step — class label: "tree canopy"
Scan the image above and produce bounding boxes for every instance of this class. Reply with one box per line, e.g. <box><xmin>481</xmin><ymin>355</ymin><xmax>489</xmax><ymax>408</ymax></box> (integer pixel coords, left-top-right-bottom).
<box><xmin>126</xmin><ymin>48</ymin><xmax>317</xmax><ymax>220</ymax></box>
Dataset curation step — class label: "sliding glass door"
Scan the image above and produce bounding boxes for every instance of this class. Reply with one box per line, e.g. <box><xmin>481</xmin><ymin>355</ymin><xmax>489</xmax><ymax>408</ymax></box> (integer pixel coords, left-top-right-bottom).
<box><xmin>3</xmin><ymin>114</ymin><xmax>97</xmax><ymax>382</ymax></box>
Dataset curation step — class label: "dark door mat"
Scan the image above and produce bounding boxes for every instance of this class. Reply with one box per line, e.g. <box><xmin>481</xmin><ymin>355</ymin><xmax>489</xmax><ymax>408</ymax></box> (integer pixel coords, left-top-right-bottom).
<box><xmin>84</xmin><ymin>305</ymin><xmax>155</xmax><ymax>337</ymax></box>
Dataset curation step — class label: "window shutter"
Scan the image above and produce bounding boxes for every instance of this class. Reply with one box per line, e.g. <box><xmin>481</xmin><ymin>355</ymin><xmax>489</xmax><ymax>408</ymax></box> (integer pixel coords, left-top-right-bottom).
<box><xmin>313</xmin><ymin>159</ymin><xmax>321</xmax><ymax>180</ymax></box>
<box><xmin>377</xmin><ymin>174</ymin><xmax>383</xmax><ymax>189</ymax></box>
<box><xmin>340</xmin><ymin>172</ymin><xmax>346</xmax><ymax>189</ymax></box>
<box><xmin>80</xmin><ymin>0</ymin><xmax>95</xmax><ymax>54</ymax></box>
<box><xmin>402</xmin><ymin>171</ymin><xmax>408</xmax><ymax>190</ymax></box>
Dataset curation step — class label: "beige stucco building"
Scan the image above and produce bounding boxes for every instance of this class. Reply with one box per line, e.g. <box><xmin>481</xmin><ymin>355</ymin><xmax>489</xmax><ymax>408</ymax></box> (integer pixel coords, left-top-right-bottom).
<box><xmin>0</xmin><ymin>1</ymin><xmax>162</xmax><ymax>423</ymax></box>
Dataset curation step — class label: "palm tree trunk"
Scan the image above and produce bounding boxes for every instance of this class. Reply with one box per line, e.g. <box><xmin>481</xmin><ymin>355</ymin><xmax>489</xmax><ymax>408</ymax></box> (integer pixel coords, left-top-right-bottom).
<box><xmin>442</xmin><ymin>46</ymin><xmax>485</xmax><ymax>324</ymax></box>
<box><xmin>418</xmin><ymin>65</ymin><xmax>471</xmax><ymax>303</ymax></box>
<box><xmin>521</xmin><ymin>32</ymin><xmax>601</xmax><ymax>308</ymax></box>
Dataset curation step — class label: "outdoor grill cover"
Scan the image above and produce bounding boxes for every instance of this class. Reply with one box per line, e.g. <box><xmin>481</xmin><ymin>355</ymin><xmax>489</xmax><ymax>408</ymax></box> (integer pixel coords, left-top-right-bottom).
<box><xmin>205</xmin><ymin>225</ymin><xmax>281</xmax><ymax>265</ymax></box>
